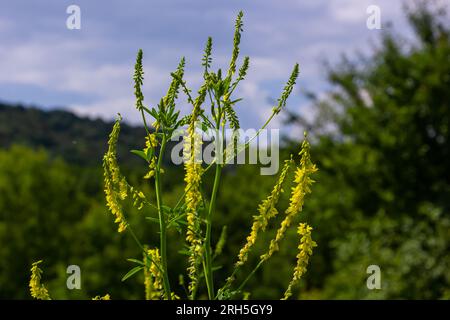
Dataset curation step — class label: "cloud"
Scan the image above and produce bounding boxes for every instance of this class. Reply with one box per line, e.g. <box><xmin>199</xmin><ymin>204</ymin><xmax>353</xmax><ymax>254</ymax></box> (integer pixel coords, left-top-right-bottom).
<box><xmin>0</xmin><ymin>0</ymin><xmax>432</xmax><ymax>132</ymax></box>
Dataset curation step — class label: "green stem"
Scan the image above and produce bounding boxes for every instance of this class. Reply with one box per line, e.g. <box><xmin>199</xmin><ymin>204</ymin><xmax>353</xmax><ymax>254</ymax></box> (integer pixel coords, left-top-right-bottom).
<box><xmin>204</xmin><ymin>158</ymin><xmax>222</xmax><ymax>299</ymax></box>
<box><xmin>155</xmin><ymin>134</ymin><xmax>172</xmax><ymax>299</ymax></box>
<box><xmin>235</xmin><ymin>259</ymin><xmax>264</xmax><ymax>295</ymax></box>
<box><xmin>127</xmin><ymin>225</ymin><xmax>163</xmax><ymax>274</ymax></box>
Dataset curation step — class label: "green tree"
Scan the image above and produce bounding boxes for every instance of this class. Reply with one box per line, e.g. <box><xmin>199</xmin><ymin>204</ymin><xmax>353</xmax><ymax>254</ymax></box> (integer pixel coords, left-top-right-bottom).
<box><xmin>287</xmin><ymin>3</ymin><xmax>450</xmax><ymax>299</ymax></box>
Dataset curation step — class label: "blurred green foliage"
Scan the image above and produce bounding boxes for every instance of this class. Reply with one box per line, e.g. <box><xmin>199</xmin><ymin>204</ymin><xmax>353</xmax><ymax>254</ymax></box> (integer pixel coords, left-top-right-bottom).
<box><xmin>0</xmin><ymin>4</ymin><xmax>449</xmax><ymax>299</ymax></box>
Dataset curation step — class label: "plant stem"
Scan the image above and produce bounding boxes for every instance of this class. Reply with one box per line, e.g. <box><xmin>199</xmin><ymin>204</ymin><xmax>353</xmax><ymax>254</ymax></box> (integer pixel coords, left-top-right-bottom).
<box><xmin>204</xmin><ymin>158</ymin><xmax>222</xmax><ymax>299</ymax></box>
<box><xmin>127</xmin><ymin>225</ymin><xmax>164</xmax><ymax>274</ymax></box>
<box><xmin>236</xmin><ymin>260</ymin><xmax>264</xmax><ymax>294</ymax></box>
<box><xmin>155</xmin><ymin>134</ymin><xmax>172</xmax><ymax>299</ymax></box>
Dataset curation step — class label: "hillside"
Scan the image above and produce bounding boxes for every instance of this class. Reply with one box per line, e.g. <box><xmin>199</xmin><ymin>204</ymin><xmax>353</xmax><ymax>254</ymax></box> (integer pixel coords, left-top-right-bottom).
<box><xmin>0</xmin><ymin>102</ymin><xmax>147</xmax><ymax>166</ymax></box>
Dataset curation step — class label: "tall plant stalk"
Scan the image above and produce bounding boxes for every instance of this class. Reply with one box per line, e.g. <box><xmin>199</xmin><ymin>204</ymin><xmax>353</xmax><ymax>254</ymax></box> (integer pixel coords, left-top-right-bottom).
<box><xmin>154</xmin><ymin>134</ymin><xmax>171</xmax><ymax>299</ymax></box>
<box><xmin>204</xmin><ymin>159</ymin><xmax>222</xmax><ymax>299</ymax></box>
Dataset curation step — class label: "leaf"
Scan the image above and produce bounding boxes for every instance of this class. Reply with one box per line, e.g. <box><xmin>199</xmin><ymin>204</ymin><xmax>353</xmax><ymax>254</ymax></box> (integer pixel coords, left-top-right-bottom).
<box><xmin>178</xmin><ymin>249</ymin><xmax>190</xmax><ymax>256</ymax></box>
<box><xmin>145</xmin><ymin>217</ymin><xmax>160</xmax><ymax>224</ymax></box>
<box><xmin>230</xmin><ymin>98</ymin><xmax>243</xmax><ymax>105</ymax></box>
<box><xmin>121</xmin><ymin>266</ymin><xmax>144</xmax><ymax>282</ymax></box>
<box><xmin>127</xmin><ymin>258</ymin><xmax>145</xmax><ymax>266</ymax></box>
<box><xmin>161</xmin><ymin>205</ymin><xmax>172</xmax><ymax>215</ymax></box>
<box><xmin>131</xmin><ymin>150</ymin><xmax>149</xmax><ymax>162</ymax></box>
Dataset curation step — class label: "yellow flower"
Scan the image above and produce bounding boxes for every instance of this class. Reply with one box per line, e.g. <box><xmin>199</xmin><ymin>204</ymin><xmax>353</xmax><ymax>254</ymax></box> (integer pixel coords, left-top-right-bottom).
<box><xmin>146</xmin><ymin>133</ymin><xmax>158</xmax><ymax>149</ymax></box>
<box><xmin>103</xmin><ymin>115</ymin><xmax>128</xmax><ymax>233</ymax></box>
<box><xmin>261</xmin><ymin>136</ymin><xmax>317</xmax><ymax>261</ymax></box>
<box><xmin>236</xmin><ymin>158</ymin><xmax>293</xmax><ymax>267</ymax></box>
<box><xmin>143</xmin><ymin>134</ymin><xmax>159</xmax><ymax>179</ymax></box>
<box><xmin>92</xmin><ymin>294</ymin><xmax>111</xmax><ymax>300</ymax></box>
<box><xmin>29</xmin><ymin>260</ymin><xmax>51</xmax><ymax>300</ymax></box>
<box><xmin>143</xmin><ymin>158</ymin><xmax>157</xmax><ymax>179</ymax></box>
<box><xmin>184</xmin><ymin>105</ymin><xmax>204</xmax><ymax>296</ymax></box>
<box><xmin>144</xmin><ymin>248</ymin><xmax>163</xmax><ymax>300</ymax></box>
<box><xmin>283</xmin><ymin>223</ymin><xmax>317</xmax><ymax>299</ymax></box>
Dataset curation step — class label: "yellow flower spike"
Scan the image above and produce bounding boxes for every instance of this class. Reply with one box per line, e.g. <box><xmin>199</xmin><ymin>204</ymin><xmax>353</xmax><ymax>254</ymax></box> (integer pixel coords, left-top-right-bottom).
<box><xmin>261</xmin><ymin>136</ymin><xmax>317</xmax><ymax>261</ymax></box>
<box><xmin>29</xmin><ymin>260</ymin><xmax>51</xmax><ymax>300</ymax></box>
<box><xmin>236</xmin><ymin>158</ymin><xmax>293</xmax><ymax>267</ymax></box>
<box><xmin>146</xmin><ymin>133</ymin><xmax>158</xmax><ymax>148</ymax></box>
<box><xmin>184</xmin><ymin>105</ymin><xmax>205</xmax><ymax>296</ymax></box>
<box><xmin>103</xmin><ymin>115</ymin><xmax>129</xmax><ymax>233</ymax></box>
<box><xmin>144</xmin><ymin>248</ymin><xmax>164</xmax><ymax>300</ymax></box>
<box><xmin>143</xmin><ymin>158</ymin><xmax>157</xmax><ymax>179</ymax></box>
<box><xmin>283</xmin><ymin>223</ymin><xmax>317</xmax><ymax>300</ymax></box>
<box><xmin>92</xmin><ymin>294</ymin><xmax>111</xmax><ymax>300</ymax></box>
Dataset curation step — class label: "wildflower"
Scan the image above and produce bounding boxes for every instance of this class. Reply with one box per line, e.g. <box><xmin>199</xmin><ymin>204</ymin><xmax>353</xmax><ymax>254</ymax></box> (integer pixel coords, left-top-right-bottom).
<box><xmin>144</xmin><ymin>248</ymin><xmax>163</xmax><ymax>300</ymax></box>
<box><xmin>261</xmin><ymin>136</ymin><xmax>317</xmax><ymax>261</ymax></box>
<box><xmin>227</xmin><ymin>11</ymin><xmax>244</xmax><ymax>79</ymax></box>
<box><xmin>283</xmin><ymin>223</ymin><xmax>317</xmax><ymax>300</ymax></box>
<box><xmin>146</xmin><ymin>133</ymin><xmax>158</xmax><ymax>149</ymax></box>
<box><xmin>130</xmin><ymin>186</ymin><xmax>147</xmax><ymax>211</ymax></box>
<box><xmin>164</xmin><ymin>57</ymin><xmax>185</xmax><ymax>108</ymax></box>
<box><xmin>92</xmin><ymin>294</ymin><xmax>111</xmax><ymax>300</ymax></box>
<box><xmin>171</xmin><ymin>292</ymin><xmax>181</xmax><ymax>300</ymax></box>
<box><xmin>143</xmin><ymin>134</ymin><xmax>158</xmax><ymax>179</ymax></box>
<box><xmin>29</xmin><ymin>260</ymin><xmax>51</xmax><ymax>300</ymax></box>
<box><xmin>184</xmin><ymin>87</ymin><xmax>207</xmax><ymax>296</ymax></box>
<box><xmin>134</xmin><ymin>49</ymin><xmax>145</xmax><ymax>112</ymax></box>
<box><xmin>184</xmin><ymin>128</ymin><xmax>203</xmax><ymax>245</ymax></box>
<box><xmin>236</xmin><ymin>158</ymin><xmax>293</xmax><ymax>267</ymax></box>
<box><xmin>273</xmin><ymin>63</ymin><xmax>299</xmax><ymax>115</ymax></box>
<box><xmin>103</xmin><ymin>115</ymin><xmax>128</xmax><ymax>233</ymax></box>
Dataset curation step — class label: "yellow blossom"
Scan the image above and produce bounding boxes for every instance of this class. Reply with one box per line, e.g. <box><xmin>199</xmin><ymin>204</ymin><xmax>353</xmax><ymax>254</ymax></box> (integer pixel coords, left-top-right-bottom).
<box><xmin>143</xmin><ymin>134</ymin><xmax>159</xmax><ymax>179</ymax></box>
<box><xmin>29</xmin><ymin>260</ymin><xmax>51</xmax><ymax>300</ymax></box>
<box><xmin>261</xmin><ymin>136</ymin><xmax>317</xmax><ymax>261</ymax></box>
<box><xmin>144</xmin><ymin>248</ymin><xmax>163</xmax><ymax>300</ymax></box>
<box><xmin>236</xmin><ymin>158</ymin><xmax>293</xmax><ymax>267</ymax></box>
<box><xmin>92</xmin><ymin>294</ymin><xmax>111</xmax><ymax>300</ymax></box>
<box><xmin>103</xmin><ymin>115</ymin><xmax>128</xmax><ymax>233</ymax></box>
<box><xmin>283</xmin><ymin>223</ymin><xmax>317</xmax><ymax>299</ymax></box>
<box><xmin>184</xmin><ymin>104</ymin><xmax>204</xmax><ymax>296</ymax></box>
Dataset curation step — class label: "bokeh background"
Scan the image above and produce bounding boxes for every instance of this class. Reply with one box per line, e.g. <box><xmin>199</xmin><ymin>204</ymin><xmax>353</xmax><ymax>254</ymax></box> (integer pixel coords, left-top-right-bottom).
<box><xmin>0</xmin><ymin>0</ymin><xmax>449</xmax><ymax>299</ymax></box>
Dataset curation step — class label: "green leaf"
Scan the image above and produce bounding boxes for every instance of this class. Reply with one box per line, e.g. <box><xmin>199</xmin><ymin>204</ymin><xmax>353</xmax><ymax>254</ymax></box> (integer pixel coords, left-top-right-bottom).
<box><xmin>161</xmin><ymin>205</ymin><xmax>172</xmax><ymax>215</ymax></box>
<box><xmin>127</xmin><ymin>258</ymin><xmax>145</xmax><ymax>266</ymax></box>
<box><xmin>130</xmin><ymin>150</ymin><xmax>148</xmax><ymax>162</ymax></box>
<box><xmin>145</xmin><ymin>217</ymin><xmax>160</xmax><ymax>224</ymax></box>
<box><xmin>178</xmin><ymin>249</ymin><xmax>190</xmax><ymax>256</ymax></box>
<box><xmin>121</xmin><ymin>266</ymin><xmax>143</xmax><ymax>282</ymax></box>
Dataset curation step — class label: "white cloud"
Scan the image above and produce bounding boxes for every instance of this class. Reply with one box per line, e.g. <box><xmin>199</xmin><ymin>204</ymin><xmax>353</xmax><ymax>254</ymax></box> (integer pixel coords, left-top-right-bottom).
<box><xmin>0</xmin><ymin>0</ymin><xmax>429</xmax><ymax>132</ymax></box>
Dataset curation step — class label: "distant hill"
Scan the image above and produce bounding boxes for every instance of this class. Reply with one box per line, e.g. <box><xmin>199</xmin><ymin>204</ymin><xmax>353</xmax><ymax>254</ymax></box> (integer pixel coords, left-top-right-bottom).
<box><xmin>0</xmin><ymin>102</ymin><xmax>147</xmax><ymax>166</ymax></box>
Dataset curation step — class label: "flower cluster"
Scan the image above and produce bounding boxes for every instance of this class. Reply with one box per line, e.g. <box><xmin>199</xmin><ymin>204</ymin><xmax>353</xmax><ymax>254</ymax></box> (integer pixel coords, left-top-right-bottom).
<box><xmin>144</xmin><ymin>248</ymin><xmax>163</xmax><ymax>300</ymax></box>
<box><xmin>29</xmin><ymin>260</ymin><xmax>50</xmax><ymax>300</ymax></box>
<box><xmin>283</xmin><ymin>223</ymin><xmax>317</xmax><ymax>299</ymax></box>
<box><xmin>143</xmin><ymin>133</ymin><xmax>158</xmax><ymax>179</ymax></box>
<box><xmin>184</xmin><ymin>123</ymin><xmax>204</xmax><ymax>296</ymax></box>
<box><xmin>236</xmin><ymin>158</ymin><xmax>293</xmax><ymax>267</ymax></box>
<box><xmin>261</xmin><ymin>136</ymin><xmax>317</xmax><ymax>261</ymax></box>
<box><xmin>103</xmin><ymin>115</ymin><xmax>128</xmax><ymax>233</ymax></box>
<box><xmin>92</xmin><ymin>294</ymin><xmax>111</xmax><ymax>300</ymax></box>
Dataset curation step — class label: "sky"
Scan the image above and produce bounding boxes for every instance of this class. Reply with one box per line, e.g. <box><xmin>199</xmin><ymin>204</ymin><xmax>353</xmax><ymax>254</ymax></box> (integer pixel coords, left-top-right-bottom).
<box><xmin>0</xmin><ymin>0</ymin><xmax>445</xmax><ymax>134</ymax></box>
